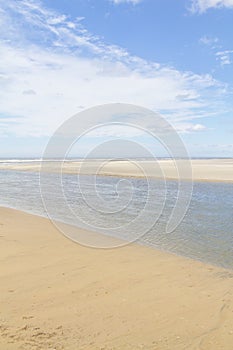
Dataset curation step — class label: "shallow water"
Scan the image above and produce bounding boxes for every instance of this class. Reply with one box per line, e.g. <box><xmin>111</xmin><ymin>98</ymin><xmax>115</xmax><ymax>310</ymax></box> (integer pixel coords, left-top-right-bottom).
<box><xmin>0</xmin><ymin>169</ymin><xmax>232</xmax><ymax>269</ymax></box>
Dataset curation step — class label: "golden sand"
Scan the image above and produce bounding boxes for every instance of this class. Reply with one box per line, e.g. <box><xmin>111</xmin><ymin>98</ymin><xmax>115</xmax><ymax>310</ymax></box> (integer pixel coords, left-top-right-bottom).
<box><xmin>1</xmin><ymin>207</ymin><xmax>233</xmax><ymax>349</ymax></box>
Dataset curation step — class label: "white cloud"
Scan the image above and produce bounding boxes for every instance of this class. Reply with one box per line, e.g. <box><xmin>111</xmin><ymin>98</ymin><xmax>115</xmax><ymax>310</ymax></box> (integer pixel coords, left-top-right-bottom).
<box><xmin>191</xmin><ymin>0</ymin><xmax>233</xmax><ymax>12</ymax></box>
<box><xmin>175</xmin><ymin>123</ymin><xmax>207</xmax><ymax>133</ymax></box>
<box><xmin>47</xmin><ymin>15</ymin><xmax>67</xmax><ymax>25</ymax></box>
<box><xmin>0</xmin><ymin>0</ymin><xmax>227</xmax><ymax>139</ymax></box>
<box><xmin>199</xmin><ymin>36</ymin><xmax>233</xmax><ymax>67</ymax></box>
<box><xmin>216</xmin><ymin>50</ymin><xmax>233</xmax><ymax>66</ymax></box>
<box><xmin>199</xmin><ymin>35</ymin><xmax>219</xmax><ymax>47</ymax></box>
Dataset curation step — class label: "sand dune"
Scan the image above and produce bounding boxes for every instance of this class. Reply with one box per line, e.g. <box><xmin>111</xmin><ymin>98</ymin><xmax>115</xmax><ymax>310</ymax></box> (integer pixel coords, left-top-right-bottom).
<box><xmin>1</xmin><ymin>207</ymin><xmax>233</xmax><ymax>349</ymax></box>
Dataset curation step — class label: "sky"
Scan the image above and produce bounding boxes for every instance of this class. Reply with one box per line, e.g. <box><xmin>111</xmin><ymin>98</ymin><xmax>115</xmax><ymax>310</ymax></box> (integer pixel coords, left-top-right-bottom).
<box><xmin>0</xmin><ymin>0</ymin><xmax>233</xmax><ymax>158</ymax></box>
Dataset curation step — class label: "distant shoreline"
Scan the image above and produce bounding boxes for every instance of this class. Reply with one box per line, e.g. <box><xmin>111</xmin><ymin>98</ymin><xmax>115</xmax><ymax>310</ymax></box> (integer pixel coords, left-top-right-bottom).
<box><xmin>0</xmin><ymin>158</ymin><xmax>232</xmax><ymax>183</ymax></box>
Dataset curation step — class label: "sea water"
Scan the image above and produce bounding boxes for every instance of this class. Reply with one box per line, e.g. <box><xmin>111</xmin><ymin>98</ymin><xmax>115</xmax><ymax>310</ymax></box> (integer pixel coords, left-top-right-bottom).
<box><xmin>0</xmin><ymin>168</ymin><xmax>232</xmax><ymax>269</ymax></box>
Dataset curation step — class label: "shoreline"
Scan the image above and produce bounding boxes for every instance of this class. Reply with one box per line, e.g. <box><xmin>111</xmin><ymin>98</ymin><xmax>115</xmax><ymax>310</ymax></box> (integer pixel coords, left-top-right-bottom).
<box><xmin>0</xmin><ymin>158</ymin><xmax>232</xmax><ymax>183</ymax></box>
<box><xmin>1</xmin><ymin>204</ymin><xmax>232</xmax><ymax>272</ymax></box>
<box><xmin>1</xmin><ymin>206</ymin><xmax>233</xmax><ymax>349</ymax></box>
<box><xmin>0</xmin><ymin>204</ymin><xmax>229</xmax><ymax>271</ymax></box>
<box><xmin>1</xmin><ymin>167</ymin><xmax>233</xmax><ymax>185</ymax></box>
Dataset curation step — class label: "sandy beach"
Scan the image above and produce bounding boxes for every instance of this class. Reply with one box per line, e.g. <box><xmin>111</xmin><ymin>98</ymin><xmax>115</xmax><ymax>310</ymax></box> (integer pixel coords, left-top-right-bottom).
<box><xmin>2</xmin><ymin>0</ymin><xmax>233</xmax><ymax>349</ymax></box>
<box><xmin>0</xmin><ymin>158</ymin><xmax>232</xmax><ymax>183</ymax></box>
<box><xmin>1</xmin><ymin>207</ymin><xmax>233</xmax><ymax>349</ymax></box>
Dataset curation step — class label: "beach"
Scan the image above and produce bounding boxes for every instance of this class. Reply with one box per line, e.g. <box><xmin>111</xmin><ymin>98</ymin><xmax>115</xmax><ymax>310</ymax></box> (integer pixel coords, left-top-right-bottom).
<box><xmin>1</xmin><ymin>0</ymin><xmax>233</xmax><ymax>348</ymax></box>
<box><xmin>0</xmin><ymin>158</ymin><xmax>233</xmax><ymax>183</ymax></box>
<box><xmin>2</xmin><ymin>0</ymin><xmax>233</xmax><ymax>348</ymax></box>
<box><xmin>1</xmin><ymin>207</ymin><xmax>233</xmax><ymax>349</ymax></box>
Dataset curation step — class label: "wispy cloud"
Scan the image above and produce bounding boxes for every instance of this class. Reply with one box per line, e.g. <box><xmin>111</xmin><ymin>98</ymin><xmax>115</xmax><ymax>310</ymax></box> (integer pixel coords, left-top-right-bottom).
<box><xmin>199</xmin><ymin>35</ymin><xmax>219</xmax><ymax>48</ymax></box>
<box><xmin>216</xmin><ymin>50</ymin><xmax>233</xmax><ymax>66</ymax></box>
<box><xmin>191</xmin><ymin>0</ymin><xmax>233</xmax><ymax>13</ymax></box>
<box><xmin>175</xmin><ymin>123</ymin><xmax>207</xmax><ymax>133</ymax></box>
<box><xmin>199</xmin><ymin>35</ymin><xmax>233</xmax><ymax>68</ymax></box>
<box><xmin>0</xmin><ymin>0</ymin><xmax>228</xmax><ymax>138</ymax></box>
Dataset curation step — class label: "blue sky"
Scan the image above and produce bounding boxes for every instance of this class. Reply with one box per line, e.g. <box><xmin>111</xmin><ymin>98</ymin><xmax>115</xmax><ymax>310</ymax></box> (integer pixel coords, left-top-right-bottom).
<box><xmin>0</xmin><ymin>0</ymin><xmax>233</xmax><ymax>157</ymax></box>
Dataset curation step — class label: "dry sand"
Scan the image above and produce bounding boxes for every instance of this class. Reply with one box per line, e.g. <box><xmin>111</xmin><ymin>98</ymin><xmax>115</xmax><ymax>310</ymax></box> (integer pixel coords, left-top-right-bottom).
<box><xmin>1</xmin><ymin>207</ymin><xmax>233</xmax><ymax>349</ymax></box>
<box><xmin>0</xmin><ymin>158</ymin><xmax>232</xmax><ymax>183</ymax></box>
